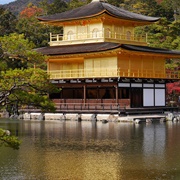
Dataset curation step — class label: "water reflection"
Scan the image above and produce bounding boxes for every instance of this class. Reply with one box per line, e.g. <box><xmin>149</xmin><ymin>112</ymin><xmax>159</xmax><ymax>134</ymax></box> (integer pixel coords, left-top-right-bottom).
<box><xmin>143</xmin><ymin>123</ymin><xmax>165</xmax><ymax>157</ymax></box>
<box><xmin>0</xmin><ymin>120</ymin><xmax>180</xmax><ymax>179</ymax></box>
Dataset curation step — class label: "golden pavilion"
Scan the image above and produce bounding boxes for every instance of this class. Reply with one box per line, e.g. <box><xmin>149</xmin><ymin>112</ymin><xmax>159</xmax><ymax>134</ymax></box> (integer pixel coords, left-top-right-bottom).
<box><xmin>37</xmin><ymin>0</ymin><xmax>180</xmax><ymax>112</ymax></box>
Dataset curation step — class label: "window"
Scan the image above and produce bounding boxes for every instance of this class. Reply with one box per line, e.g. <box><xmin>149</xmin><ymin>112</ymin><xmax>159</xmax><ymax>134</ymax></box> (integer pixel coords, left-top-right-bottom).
<box><xmin>99</xmin><ymin>87</ymin><xmax>115</xmax><ymax>99</ymax></box>
<box><xmin>62</xmin><ymin>88</ymin><xmax>83</xmax><ymax>99</ymax></box>
<box><xmin>67</xmin><ymin>31</ymin><xmax>74</xmax><ymax>40</ymax></box>
<box><xmin>126</xmin><ymin>31</ymin><xmax>131</xmax><ymax>40</ymax></box>
<box><xmin>87</xmin><ymin>88</ymin><xmax>97</xmax><ymax>99</ymax></box>
<box><xmin>92</xmin><ymin>28</ymin><xmax>100</xmax><ymax>38</ymax></box>
<box><xmin>118</xmin><ymin>88</ymin><xmax>129</xmax><ymax>99</ymax></box>
<box><xmin>105</xmin><ymin>28</ymin><xmax>111</xmax><ymax>38</ymax></box>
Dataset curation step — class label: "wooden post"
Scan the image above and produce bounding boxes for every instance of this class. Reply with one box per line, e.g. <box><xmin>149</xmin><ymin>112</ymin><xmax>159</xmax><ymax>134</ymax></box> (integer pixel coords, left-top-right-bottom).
<box><xmin>83</xmin><ymin>84</ymin><xmax>86</xmax><ymax>105</ymax></box>
<box><xmin>115</xmin><ymin>85</ymin><xmax>118</xmax><ymax>104</ymax></box>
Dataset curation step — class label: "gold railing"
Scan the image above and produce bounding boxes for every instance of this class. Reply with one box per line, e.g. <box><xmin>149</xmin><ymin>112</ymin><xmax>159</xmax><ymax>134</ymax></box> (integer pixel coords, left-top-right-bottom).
<box><xmin>50</xmin><ymin>31</ymin><xmax>147</xmax><ymax>44</ymax></box>
<box><xmin>48</xmin><ymin>68</ymin><xmax>180</xmax><ymax>79</ymax></box>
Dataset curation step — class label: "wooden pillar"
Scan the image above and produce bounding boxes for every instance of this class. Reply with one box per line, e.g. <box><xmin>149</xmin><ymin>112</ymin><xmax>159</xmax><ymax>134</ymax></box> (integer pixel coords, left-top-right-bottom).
<box><xmin>97</xmin><ymin>86</ymin><xmax>99</xmax><ymax>99</ymax></box>
<box><xmin>115</xmin><ymin>85</ymin><xmax>118</xmax><ymax>104</ymax></box>
<box><xmin>83</xmin><ymin>84</ymin><xmax>86</xmax><ymax>105</ymax></box>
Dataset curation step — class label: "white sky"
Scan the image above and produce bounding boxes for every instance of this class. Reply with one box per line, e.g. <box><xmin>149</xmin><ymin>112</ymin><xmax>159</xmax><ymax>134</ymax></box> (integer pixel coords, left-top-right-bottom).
<box><xmin>0</xmin><ymin>0</ymin><xmax>15</xmax><ymax>5</ymax></box>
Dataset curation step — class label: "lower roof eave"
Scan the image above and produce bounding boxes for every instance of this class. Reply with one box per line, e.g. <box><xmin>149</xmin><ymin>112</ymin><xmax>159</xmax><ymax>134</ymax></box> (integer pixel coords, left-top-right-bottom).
<box><xmin>36</xmin><ymin>43</ymin><xmax>180</xmax><ymax>58</ymax></box>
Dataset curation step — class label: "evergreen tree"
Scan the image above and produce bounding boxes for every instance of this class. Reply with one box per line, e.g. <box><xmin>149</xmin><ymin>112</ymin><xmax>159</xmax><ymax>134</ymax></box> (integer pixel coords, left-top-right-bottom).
<box><xmin>0</xmin><ymin>7</ymin><xmax>17</xmax><ymax>36</ymax></box>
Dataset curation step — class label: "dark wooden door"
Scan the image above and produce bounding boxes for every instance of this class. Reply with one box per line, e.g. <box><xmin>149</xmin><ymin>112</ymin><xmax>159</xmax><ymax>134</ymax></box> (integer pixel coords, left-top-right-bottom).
<box><xmin>131</xmin><ymin>88</ymin><xmax>143</xmax><ymax>108</ymax></box>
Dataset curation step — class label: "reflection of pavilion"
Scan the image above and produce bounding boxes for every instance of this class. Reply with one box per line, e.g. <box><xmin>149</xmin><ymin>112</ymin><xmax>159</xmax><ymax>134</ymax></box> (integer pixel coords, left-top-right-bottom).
<box><xmin>20</xmin><ymin>121</ymin><xmax>124</xmax><ymax>179</ymax></box>
<box><xmin>143</xmin><ymin>124</ymin><xmax>165</xmax><ymax>158</ymax></box>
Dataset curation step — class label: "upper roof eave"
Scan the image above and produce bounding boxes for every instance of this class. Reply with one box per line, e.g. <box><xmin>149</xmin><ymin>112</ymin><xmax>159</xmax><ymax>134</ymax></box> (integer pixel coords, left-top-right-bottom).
<box><xmin>37</xmin><ymin>10</ymin><xmax>106</xmax><ymax>23</ymax></box>
<box><xmin>37</xmin><ymin>1</ymin><xmax>160</xmax><ymax>24</ymax></box>
<box><xmin>38</xmin><ymin>12</ymin><xmax>158</xmax><ymax>26</ymax></box>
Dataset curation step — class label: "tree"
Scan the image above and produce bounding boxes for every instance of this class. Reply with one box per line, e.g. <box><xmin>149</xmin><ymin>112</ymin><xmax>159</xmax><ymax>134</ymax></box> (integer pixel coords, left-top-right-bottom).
<box><xmin>166</xmin><ymin>81</ymin><xmax>180</xmax><ymax>106</ymax></box>
<box><xmin>0</xmin><ymin>128</ymin><xmax>21</xmax><ymax>150</ymax></box>
<box><xmin>0</xmin><ymin>68</ymin><xmax>58</xmax><ymax>115</ymax></box>
<box><xmin>161</xmin><ymin>0</ymin><xmax>180</xmax><ymax>21</ymax></box>
<box><xmin>0</xmin><ymin>33</ymin><xmax>59</xmax><ymax>115</ymax></box>
<box><xmin>39</xmin><ymin>0</ymin><xmax>70</xmax><ymax>15</ymax></box>
<box><xmin>68</xmin><ymin>0</ymin><xmax>86</xmax><ymax>10</ymax></box>
<box><xmin>0</xmin><ymin>7</ymin><xmax>17</xmax><ymax>36</ymax></box>
<box><xmin>0</xmin><ymin>32</ymin><xmax>45</xmax><ymax>68</ymax></box>
<box><xmin>0</xmin><ymin>33</ymin><xmax>45</xmax><ymax>69</ymax></box>
<box><xmin>109</xmin><ymin>0</ymin><xmax>174</xmax><ymax>21</ymax></box>
<box><xmin>16</xmin><ymin>4</ymin><xmax>50</xmax><ymax>48</ymax></box>
<box><xmin>108</xmin><ymin>0</ymin><xmax>123</xmax><ymax>7</ymax></box>
<box><xmin>135</xmin><ymin>18</ymin><xmax>180</xmax><ymax>50</ymax></box>
<box><xmin>20</xmin><ymin>3</ymin><xmax>43</xmax><ymax>18</ymax></box>
<box><xmin>16</xmin><ymin>4</ymin><xmax>62</xmax><ymax>48</ymax></box>
<box><xmin>167</xmin><ymin>81</ymin><xmax>180</xmax><ymax>94</ymax></box>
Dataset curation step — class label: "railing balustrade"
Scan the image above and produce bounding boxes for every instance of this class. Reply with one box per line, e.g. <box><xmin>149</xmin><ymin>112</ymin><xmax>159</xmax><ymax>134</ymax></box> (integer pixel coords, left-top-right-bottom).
<box><xmin>48</xmin><ymin>68</ymin><xmax>180</xmax><ymax>79</ymax></box>
<box><xmin>55</xmin><ymin>103</ymin><xmax>122</xmax><ymax>111</ymax></box>
<box><xmin>49</xmin><ymin>31</ymin><xmax>147</xmax><ymax>44</ymax></box>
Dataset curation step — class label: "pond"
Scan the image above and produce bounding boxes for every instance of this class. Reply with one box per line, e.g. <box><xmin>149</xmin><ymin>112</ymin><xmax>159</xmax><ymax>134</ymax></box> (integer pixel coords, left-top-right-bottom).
<box><xmin>0</xmin><ymin>119</ymin><xmax>180</xmax><ymax>180</ymax></box>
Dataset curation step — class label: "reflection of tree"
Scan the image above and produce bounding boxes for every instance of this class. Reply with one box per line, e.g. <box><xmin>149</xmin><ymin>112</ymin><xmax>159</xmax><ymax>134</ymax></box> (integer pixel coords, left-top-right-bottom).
<box><xmin>0</xmin><ymin>128</ymin><xmax>21</xmax><ymax>150</ymax></box>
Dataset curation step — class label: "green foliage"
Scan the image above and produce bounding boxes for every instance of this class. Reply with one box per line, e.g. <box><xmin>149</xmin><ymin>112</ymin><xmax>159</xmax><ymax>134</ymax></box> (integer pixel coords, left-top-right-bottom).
<box><xmin>135</xmin><ymin>17</ymin><xmax>180</xmax><ymax>70</ymax></box>
<box><xmin>47</xmin><ymin>0</ymin><xmax>68</xmax><ymax>14</ymax></box>
<box><xmin>0</xmin><ymin>33</ymin><xmax>34</xmax><ymax>56</ymax></box>
<box><xmin>0</xmin><ymin>128</ymin><xmax>21</xmax><ymax>150</ymax></box>
<box><xmin>0</xmin><ymin>68</ymin><xmax>59</xmax><ymax>114</ymax></box>
<box><xmin>68</xmin><ymin>0</ymin><xmax>86</xmax><ymax>10</ymax></box>
<box><xmin>139</xmin><ymin>18</ymin><xmax>180</xmax><ymax>50</ymax></box>
<box><xmin>166</xmin><ymin>59</ymin><xmax>180</xmax><ymax>70</ymax></box>
<box><xmin>16</xmin><ymin>17</ymin><xmax>50</xmax><ymax>47</ymax></box>
<box><xmin>161</xmin><ymin>0</ymin><xmax>180</xmax><ymax>21</ymax></box>
<box><xmin>3</xmin><ymin>0</ymin><xmax>55</xmax><ymax>15</ymax></box>
<box><xmin>108</xmin><ymin>0</ymin><xmax>123</xmax><ymax>7</ymax></box>
<box><xmin>0</xmin><ymin>32</ymin><xmax>59</xmax><ymax>114</ymax></box>
<box><xmin>0</xmin><ymin>7</ymin><xmax>17</xmax><ymax>36</ymax></box>
<box><xmin>119</xmin><ymin>0</ymin><xmax>174</xmax><ymax>20</ymax></box>
<box><xmin>0</xmin><ymin>33</ymin><xmax>46</xmax><ymax>69</ymax></box>
<box><xmin>16</xmin><ymin>10</ymin><xmax>62</xmax><ymax>48</ymax></box>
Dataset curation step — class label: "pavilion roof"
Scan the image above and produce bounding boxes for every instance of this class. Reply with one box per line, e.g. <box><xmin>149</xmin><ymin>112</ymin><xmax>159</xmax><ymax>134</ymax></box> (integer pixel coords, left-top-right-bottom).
<box><xmin>38</xmin><ymin>0</ymin><xmax>160</xmax><ymax>23</ymax></box>
<box><xmin>36</xmin><ymin>42</ymin><xmax>120</xmax><ymax>55</ymax></box>
<box><xmin>36</xmin><ymin>42</ymin><xmax>180</xmax><ymax>57</ymax></box>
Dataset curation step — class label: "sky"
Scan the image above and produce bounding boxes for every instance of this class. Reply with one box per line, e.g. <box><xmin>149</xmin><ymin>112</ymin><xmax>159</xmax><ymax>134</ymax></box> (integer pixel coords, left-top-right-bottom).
<box><xmin>0</xmin><ymin>0</ymin><xmax>15</xmax><ymax>5</ymax></box>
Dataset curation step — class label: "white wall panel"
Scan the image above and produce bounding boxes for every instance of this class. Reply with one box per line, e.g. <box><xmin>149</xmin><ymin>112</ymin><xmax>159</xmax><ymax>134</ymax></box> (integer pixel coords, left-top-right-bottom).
<box><xmin>155</xmin><ymin>84</ymin><xmax>165</xmax><ymax>88</ymax></box>
<box><xmin>131</xmin><ymin>83</ymin><xmax>142</xmax><ymax>87</ymax></box>
<box><xmin>143</xmin><ymin>89</ymin><xmax>154</xmax><ymax>106</ymax></box>
<box><xmin>143</xmin><ymin>84</ymin><xmax>154</xmax><ymax>88</ymax></box>
<box><xmin>155</xmin><ymin>89</ymin><xmax>165</xmax><ymax>106</ymax></box>
<box><xmin>118</xmin><ymin>83</ymin><xmax>130</xmax><ymax>87</ymax></box>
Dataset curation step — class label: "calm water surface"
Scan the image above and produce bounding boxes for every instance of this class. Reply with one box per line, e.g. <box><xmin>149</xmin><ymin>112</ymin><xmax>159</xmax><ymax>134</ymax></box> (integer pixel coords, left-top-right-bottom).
<box><xmin>0</xmin><ymin>119</ymin><xmax>180</xmax><ymax>180</ymax></box>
